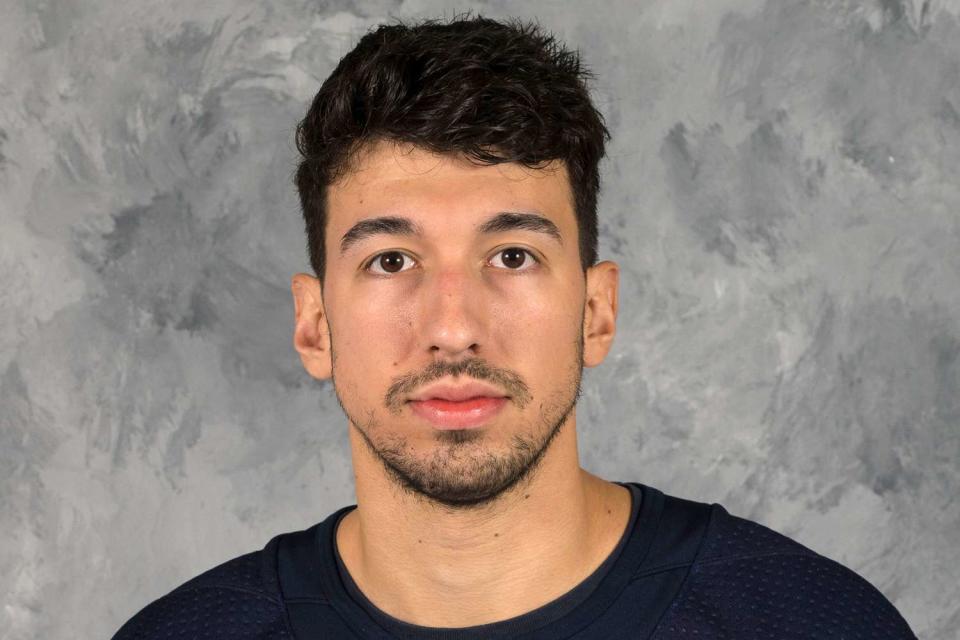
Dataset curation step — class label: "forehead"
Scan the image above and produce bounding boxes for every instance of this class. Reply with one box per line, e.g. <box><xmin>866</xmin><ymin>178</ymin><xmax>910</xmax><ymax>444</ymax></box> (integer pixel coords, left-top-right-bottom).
<box><xmin>325</xmin><ymin>140</ymin><xmax>576</xmax><ymax>246</ymax></box>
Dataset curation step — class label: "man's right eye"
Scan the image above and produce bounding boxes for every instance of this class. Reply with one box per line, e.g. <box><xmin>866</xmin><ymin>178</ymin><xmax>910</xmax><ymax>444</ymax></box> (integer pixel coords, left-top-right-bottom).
<box><xmin>364</xmin><ymin>251</ymin><xmax>418</xmax><ymax>275</ymax></box>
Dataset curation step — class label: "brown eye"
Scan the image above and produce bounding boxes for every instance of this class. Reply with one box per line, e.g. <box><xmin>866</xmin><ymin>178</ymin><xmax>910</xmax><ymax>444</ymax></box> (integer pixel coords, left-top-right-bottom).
<box><xmin>366</xmin><ymin>251</ymin><xmax>415</xmax><ymax>275</ymax></box>
<box><xmin>491</xmin><ymin>247</ymin><xmax>538</xmax><ymax>271</ymax></box>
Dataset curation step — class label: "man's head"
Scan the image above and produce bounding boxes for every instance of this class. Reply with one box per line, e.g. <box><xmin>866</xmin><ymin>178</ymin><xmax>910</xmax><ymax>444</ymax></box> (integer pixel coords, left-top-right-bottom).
<box><xmin>291</xmin><ymin>16</ymin><xmax>619</xmax><ymax>512</ymax></box>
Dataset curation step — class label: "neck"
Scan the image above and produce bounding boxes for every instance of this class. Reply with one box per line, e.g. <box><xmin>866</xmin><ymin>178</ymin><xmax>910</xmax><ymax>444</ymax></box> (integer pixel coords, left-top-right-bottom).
<box><xmin>335</xmin><ymin>418</ymin><xmax>632</xmax><ymax>628</ymax></box>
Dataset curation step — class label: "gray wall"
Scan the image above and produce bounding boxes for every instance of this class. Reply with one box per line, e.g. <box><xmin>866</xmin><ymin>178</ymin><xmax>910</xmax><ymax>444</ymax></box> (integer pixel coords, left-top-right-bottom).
<box><xmin>2</xmin><ymin>0</ymin><xmax>958</xmax><ymax>638</ymax></box>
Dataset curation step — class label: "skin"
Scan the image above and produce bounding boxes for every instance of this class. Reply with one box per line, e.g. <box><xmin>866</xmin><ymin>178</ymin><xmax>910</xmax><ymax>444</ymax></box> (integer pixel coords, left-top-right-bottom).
<box><xmin>291</xmin><ymin>139</ymin><xmax>627</xmax><ymax>628</ymax></box>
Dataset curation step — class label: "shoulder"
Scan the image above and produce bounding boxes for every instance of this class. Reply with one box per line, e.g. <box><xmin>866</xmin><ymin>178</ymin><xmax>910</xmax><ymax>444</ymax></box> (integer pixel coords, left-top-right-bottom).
<box><xmin>652</xmin><ymin>497</ymin><xmax>917</xmax><ymax>639</ymax></box>
<box><xmin>110</xmin><ymin>537</ymin><xmax>290</xmax><ymax>640</ymax></box>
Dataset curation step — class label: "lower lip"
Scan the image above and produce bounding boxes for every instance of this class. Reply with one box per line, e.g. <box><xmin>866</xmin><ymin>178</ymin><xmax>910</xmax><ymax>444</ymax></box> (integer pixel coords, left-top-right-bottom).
<box><xmin>409</xmin><ymin>397</ymin><xmax>508</xmax><ymax>430</ymax></box>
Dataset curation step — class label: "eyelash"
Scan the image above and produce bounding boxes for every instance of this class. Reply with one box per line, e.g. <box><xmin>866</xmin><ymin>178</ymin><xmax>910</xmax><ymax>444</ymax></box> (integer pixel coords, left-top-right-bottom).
<box><xmin>363</xmin><ymin>248</ymin><xmax>541</xmax><ymax>275</ymax></box>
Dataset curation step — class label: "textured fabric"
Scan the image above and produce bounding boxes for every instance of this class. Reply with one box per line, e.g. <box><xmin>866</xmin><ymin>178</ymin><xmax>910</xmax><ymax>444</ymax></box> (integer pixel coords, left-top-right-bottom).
<box><xmin>110</xmin><ymin>551</ymin><xmax>291</xmax><ymax>639</ymax></box>
<box><xmin>111</xmin><ymin>483</ymin><xmax>917</xmax><ymax>639</ymax></box>
<box><xmin>648</xmin><ymin>507</ymin><xmax>916</xmax><ymax>639</ymax></box>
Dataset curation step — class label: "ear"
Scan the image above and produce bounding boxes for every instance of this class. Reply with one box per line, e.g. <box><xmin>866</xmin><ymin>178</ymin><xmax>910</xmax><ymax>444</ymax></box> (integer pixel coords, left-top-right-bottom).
<box><xmin>582</xmin><ymin>261</ymin><xmax>619</xmax><ymax>368</ymax></box>
<box><xmin>291</xmin><ymin>273</ymin><xmax>333</xmax><ymax>380</ymax></box>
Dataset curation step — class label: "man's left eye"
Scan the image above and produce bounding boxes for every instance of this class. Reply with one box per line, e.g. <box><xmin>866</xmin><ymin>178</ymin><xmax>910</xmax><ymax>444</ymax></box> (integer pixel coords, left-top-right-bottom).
<box><xmin>490</xmin><ymin>248</ymin><xmax>539</xmax><ymax>271</ymax></box>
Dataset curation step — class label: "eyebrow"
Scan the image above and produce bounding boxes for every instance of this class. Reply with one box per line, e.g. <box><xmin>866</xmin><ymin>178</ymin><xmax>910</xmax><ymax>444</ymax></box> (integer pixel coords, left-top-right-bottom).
<box><xmin>338</xmin><ymin>211</ymin><xmax>564</xmax><ymax>256</ymax></box>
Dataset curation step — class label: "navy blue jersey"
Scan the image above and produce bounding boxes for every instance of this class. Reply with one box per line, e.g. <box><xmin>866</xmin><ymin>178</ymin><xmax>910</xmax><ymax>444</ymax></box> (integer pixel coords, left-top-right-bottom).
<box><xmin>111</xmin><ymin>483</ymin><xmax>916</xmax><ymax>639</ymax></box>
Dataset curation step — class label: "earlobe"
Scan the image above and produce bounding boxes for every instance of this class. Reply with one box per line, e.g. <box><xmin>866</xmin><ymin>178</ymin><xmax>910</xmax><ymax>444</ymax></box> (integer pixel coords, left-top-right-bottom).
<box><xmin>582</xmin><ymin>261</ymin><xmax>619</xmax><ymax>368</ymax></box>
<box><xmin>291</xmin><ymin>273</ymin><xmax>333</xmax><ymax>380</ymax></box>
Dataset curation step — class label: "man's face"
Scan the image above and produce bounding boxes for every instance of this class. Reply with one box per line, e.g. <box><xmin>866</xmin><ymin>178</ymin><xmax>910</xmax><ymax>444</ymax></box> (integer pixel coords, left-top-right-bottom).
<box><xmin>302</xmin><ymin>140</ymin><xmax>605</xmax><ymax>510</ymax></box>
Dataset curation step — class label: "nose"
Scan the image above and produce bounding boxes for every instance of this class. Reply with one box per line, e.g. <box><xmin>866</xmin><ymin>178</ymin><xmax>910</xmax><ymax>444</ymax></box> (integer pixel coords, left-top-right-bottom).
<box><xmin>420</xmin><ymin>266</ymin><xmax>485</xmax><ymax>360</ymax></box>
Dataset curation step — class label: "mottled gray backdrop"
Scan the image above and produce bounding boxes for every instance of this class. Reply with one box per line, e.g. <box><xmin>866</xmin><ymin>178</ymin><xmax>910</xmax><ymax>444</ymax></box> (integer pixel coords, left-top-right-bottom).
<box><xmin>2</xmin><ymin>0</ymin><xmax>958</xmax><ymax>638</ymax></box>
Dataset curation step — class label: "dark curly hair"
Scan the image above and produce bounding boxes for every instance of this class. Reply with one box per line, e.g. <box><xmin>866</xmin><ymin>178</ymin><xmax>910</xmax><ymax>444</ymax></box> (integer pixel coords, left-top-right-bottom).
<box><xmin>294</xmin><ymin>15</ymin><xmax>610</xmax><ymax>284</ymax></box>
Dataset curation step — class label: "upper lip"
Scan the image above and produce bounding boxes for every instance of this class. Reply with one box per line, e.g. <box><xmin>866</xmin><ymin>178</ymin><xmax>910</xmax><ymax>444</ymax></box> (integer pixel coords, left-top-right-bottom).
<box><xmin>408</xmin><ymin>381</ymin><xmax>508</xmax><ymax>403</ymax></box>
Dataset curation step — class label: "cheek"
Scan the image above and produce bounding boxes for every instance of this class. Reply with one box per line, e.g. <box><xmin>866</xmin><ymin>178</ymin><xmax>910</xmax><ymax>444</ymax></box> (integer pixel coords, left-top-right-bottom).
<box><xmin>489</xmin><ymin>286</ymin><xmax>581</xmax><ymax>365</ymax></box>
<box><xmin>329</xmin><ymin>309</ymin><xmax>412</xmax><ymax>411</ymax></box>
<box><xmin>331</xmin><ymin>292</ymin><xmax>416</xmax><ymax>365</ymax></box>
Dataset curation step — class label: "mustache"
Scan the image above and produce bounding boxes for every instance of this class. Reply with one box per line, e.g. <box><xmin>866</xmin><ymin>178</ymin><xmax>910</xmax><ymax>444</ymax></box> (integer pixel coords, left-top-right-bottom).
<box><xmin>384</xmin><ymin>358</ymin><xmax>532</xmax><ymax>413</ymax></box>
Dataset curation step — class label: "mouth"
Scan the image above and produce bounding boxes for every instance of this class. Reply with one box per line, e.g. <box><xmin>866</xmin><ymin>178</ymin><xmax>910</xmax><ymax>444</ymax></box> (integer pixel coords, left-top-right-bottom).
<box><xmin>408</xmin><ymin>396</ymin><xmax>509</xmax><ymax>430</ymax></box>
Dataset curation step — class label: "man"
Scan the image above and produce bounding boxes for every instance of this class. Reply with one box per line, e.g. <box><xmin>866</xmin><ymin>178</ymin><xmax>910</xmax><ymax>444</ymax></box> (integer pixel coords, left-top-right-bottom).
<box><xmin>113</xmin><ymin>16</ymin><xmax>916</xmax><ymax>639</ymax></box>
